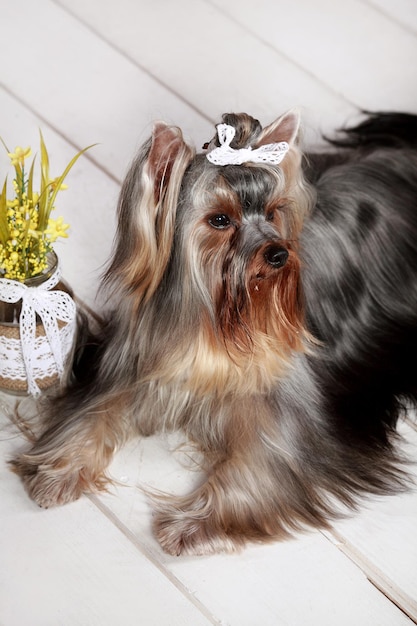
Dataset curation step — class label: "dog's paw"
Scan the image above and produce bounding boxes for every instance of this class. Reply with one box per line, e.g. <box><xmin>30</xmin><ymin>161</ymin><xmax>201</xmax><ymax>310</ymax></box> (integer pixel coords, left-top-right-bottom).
<box><xmin>11</xmin><ymin>456</ymin><xmax>87</xmax><ymax>508</ymax></box>
<box><xmin>152</xmin><ymin>508</ymin><xmax>240</xmax><ymax>556</ymax></box>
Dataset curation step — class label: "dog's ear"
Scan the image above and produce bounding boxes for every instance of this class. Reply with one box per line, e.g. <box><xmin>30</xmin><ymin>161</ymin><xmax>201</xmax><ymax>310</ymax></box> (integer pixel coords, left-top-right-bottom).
<box><xmin>106</xmin><ymin>122</ymin><xmax>194</xmax><ymax>304</ymax></box>
<box><xmin>139</xmin><ymin>122</ymin><xmax>194</xmax><ymax>300</ymax></box>
<box><xmin>256</xmin><ymin>109</ymin><xmax>301</xmax><ymax>147</ymax></box>
<box><xmin>147</xmin><ymin>122</ymin><xmax>189</xmax><ymax>201</ymax></box>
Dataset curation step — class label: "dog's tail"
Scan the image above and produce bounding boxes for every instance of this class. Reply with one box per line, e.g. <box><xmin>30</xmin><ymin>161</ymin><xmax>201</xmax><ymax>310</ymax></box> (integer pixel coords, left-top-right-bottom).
<box><xmin>328</xmin><ymin>111</ymin><xmax>417</xmax><ymax>150</ymax></box>
<box><xmin>304</xmin><ymin>111</ymin><xmax>417</xmax><ymax>182</ymax></box>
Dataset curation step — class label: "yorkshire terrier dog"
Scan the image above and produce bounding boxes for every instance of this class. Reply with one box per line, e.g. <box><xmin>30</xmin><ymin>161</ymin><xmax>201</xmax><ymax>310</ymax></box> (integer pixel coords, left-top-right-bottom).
<box><xmin>12</xmin><ymin>108</ymin><xmax>417</xmax><ymax>555</ymax></box>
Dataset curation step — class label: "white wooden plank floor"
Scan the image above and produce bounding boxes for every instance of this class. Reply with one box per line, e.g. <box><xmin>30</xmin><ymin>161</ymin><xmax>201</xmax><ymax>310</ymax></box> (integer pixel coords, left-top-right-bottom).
<box><xmin>0</xmin><ymin>1</ymin><xmax>416</xmax><ymax>624</ymax></box>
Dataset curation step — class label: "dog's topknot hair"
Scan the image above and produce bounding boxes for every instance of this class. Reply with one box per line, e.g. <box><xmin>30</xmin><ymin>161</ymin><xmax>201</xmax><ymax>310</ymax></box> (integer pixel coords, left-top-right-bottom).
<box><xmin>218</xmin><ymin>113</ymin><xmax>263</xmax><ymax>149</ymax></box>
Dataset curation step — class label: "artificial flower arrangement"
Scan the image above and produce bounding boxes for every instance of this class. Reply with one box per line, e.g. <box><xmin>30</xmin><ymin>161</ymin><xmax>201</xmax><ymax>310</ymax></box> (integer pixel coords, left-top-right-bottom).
<box><xmin>0</xmin><ymin>134</ymin><xmax>90</xmax><ymax>282</ymax></box>
<box><xmin>0</xmin><ymin>133</ymin><xmax>92</xmax><ymax>397</ymax></box>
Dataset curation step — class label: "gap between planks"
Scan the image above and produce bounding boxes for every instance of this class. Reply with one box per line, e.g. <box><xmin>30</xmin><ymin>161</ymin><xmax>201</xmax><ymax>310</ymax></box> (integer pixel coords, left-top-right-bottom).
<box><xmin>322</xmin><ymin>528</ymin><xmax>417</xmax><ymax>623</ymax></box>
<box><xmin>0</xmin><ymin>81</ymin><xmax>122</xmax><ymax>186</ymax></box>
<box><xmin>52</xmin><ymin>0</ymin><xmax>215</xmax><ymax>127</ymax></box>
<box><xmin>87</xmin><ymin>493</ymin><xmax>221</xmax><ymax>626</ymax></box>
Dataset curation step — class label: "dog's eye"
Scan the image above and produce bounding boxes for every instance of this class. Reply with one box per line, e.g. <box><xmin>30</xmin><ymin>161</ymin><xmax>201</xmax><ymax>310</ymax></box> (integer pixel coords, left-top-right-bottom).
<box><xmin>209</xmin><ymin>214</ymin><xmax>231</xmax><ymax>229</ymax></box>
<box><xmin>266</xmin><ymin>210</ymin><xmax>275</xmax><ymax>222</ymax></box>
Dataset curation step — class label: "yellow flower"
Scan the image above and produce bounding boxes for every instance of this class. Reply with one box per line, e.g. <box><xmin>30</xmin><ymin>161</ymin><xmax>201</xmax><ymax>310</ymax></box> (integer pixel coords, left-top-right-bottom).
<box><xmin>8</xmin><ymin>146</ymin><xmax>32</xmax><ymax>167</ymax></box>
<box><xmin>49</xmin><ymin>177</ymin><xmax>68</xmax><ymax>192</ymax></box>
<box><xmin>1</xmin><ymin>133</ymin><xmax>91</xmax><ymax>281</ymax></box>
<box><xmin>45</xmin><ymin>216</ymin><xmax>70</xmax><ymax>242</ymax></box>
<box><xmin>28</xmin><ymin>228</ymin><xmax>40</xmax><ymax>239</ymax></box>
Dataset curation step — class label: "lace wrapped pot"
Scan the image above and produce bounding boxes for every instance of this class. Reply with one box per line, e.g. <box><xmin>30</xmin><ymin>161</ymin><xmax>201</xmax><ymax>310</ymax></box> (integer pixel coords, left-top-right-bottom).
<box><xmin>0</xmin><ymin>253</ymin><xmax>77</xmax><ymax>396</ymax></box>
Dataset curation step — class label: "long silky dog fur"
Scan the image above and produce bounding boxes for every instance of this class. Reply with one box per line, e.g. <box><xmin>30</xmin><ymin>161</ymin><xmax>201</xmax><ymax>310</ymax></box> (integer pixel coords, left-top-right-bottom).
<box><xmin>12</xmin><ymin>110</ymin><xmax>417</xmax><ymax>555</ymax></box>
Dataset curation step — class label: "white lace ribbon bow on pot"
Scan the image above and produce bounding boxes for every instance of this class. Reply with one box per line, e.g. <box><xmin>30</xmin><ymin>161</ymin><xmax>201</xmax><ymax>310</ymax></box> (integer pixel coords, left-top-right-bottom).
<box><xmin>0</xmin><ymin>266</ymin><xmax>76</xmax><ymax>397</ymax></box>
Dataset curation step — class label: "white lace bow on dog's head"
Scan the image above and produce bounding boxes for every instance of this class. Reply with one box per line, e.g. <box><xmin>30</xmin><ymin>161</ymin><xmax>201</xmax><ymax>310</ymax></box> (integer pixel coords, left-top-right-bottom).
<box><xmin>206</xmin><ymin>123</ymin><xmax>289</xmax><ymax>166</ymax></box>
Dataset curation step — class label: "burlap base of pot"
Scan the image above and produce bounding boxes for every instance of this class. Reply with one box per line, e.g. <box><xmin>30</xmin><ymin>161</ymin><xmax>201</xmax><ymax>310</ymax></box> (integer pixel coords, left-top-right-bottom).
<box><xmin>0</xmin><ymin>321</ymin><xmax>67</xmax><ymax>395</ymax></box>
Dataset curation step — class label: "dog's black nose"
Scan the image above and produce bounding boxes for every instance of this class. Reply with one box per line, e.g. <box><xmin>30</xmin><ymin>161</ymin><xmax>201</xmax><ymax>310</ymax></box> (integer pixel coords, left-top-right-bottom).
<box><xmin>264</xmin><ymin>246</ymin><xmax>289</xmax><ymax>268</ymax></box>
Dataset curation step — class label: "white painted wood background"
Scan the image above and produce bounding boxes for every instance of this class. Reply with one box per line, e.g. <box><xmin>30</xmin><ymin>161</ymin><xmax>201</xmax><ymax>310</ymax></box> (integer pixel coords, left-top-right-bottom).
<box><xmin>0</xmin><ymin>1</ymin><xmax>416</xmax><ymax>624</ymax></box>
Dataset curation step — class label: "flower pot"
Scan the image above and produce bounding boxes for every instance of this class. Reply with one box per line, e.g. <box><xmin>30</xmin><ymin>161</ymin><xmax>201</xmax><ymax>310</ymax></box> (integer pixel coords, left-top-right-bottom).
<box><xmin>0</xmin><ymin>253</ymin><xmax>77</xmax><ymax>396</ymax></box>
